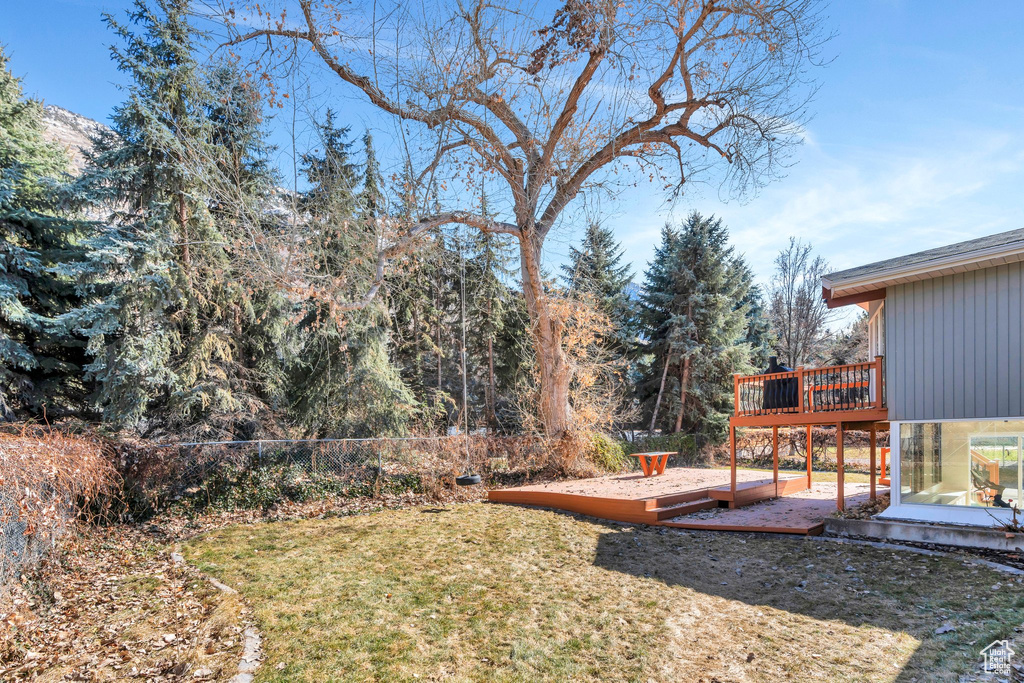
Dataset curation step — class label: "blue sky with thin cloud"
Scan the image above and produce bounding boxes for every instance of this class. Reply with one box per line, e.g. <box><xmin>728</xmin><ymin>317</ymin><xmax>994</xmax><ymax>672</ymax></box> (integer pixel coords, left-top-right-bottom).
<box><xmin>5</xmin><ymin>0</ymin><xmax>1024</xmax><ymax>309</ymax></box>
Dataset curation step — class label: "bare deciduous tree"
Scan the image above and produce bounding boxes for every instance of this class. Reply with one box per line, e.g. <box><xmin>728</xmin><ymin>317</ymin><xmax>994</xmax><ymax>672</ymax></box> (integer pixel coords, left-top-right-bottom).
<box><xmin>768</xmin><ymin>237</ymin><xmax>833</xmax><ymax>367</ymax></box>
<box><xmin>216</xmin><ymin>0</ymin><xmax>829</xmax><ymax>436</ymax></box>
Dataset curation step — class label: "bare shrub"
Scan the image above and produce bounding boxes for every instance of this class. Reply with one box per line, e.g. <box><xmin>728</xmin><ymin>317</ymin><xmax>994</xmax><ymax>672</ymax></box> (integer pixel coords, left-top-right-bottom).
<box><xmin>0</xmin><ymin>429</ymin><xmax>117</xmax><ymax>586</ymax></box>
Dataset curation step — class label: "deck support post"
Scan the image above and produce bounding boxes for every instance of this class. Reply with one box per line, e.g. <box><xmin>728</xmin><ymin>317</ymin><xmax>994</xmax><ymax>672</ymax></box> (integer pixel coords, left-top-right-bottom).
<box><xmin>772</xmin><ymin>425</ymin><xmax>779</xmax><ymax>495</ymax></box>
<box><xmin>869</xmin><ymin>423</ymin><xmax>877</xmax><ymax>501</ymax></box>
<box><xmin>729</xmin><ymin>424</ymin><xmax>737</xmax><ymax>498</ymax></box>
<box><xmin>806</xmin><ymin>425</ymin><xmax>813</xmax><ymax>490</ymax></box>
<box><xmin>836</xmin><ymin>421</ymin><xmax>845</xmax><ymax>512</ymax></box>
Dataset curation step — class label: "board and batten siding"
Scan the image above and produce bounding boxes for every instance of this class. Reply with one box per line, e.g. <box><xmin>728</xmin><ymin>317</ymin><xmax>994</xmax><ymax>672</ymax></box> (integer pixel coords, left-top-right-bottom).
<box><xmin>885</xmin><ymin>261</ymin><xmax>1024</xmax><ymax>421</ymax></box>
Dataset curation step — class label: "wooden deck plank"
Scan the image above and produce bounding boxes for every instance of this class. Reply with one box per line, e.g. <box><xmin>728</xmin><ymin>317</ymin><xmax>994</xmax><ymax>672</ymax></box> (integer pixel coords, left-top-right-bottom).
<box><xmin>657</xmin><ymin>483</ymin><xmax>878</xmax><ymax>535</ymax></box>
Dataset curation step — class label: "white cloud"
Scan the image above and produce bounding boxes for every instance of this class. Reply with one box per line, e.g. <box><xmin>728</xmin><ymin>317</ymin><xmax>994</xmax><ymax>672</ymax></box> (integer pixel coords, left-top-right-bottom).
<box><xmin>614</xmin><ymin>127</ymin><xmax>1024</xmax><ymax>288</ymax></box>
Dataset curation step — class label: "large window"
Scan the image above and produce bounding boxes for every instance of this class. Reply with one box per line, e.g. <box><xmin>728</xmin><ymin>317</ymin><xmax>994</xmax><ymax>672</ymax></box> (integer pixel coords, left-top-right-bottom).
<box><xmin>900</xmin><ymin>420</ymin><xmax>1024</xmax><ymax>508</ymax></box>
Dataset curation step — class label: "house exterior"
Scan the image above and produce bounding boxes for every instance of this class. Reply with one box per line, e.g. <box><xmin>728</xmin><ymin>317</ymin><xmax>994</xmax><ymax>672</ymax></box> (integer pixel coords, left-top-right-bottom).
<box><xmin>819</xmin><ymin>227</ymin><xmax>1024</xmax><ymax>527</ymax></box>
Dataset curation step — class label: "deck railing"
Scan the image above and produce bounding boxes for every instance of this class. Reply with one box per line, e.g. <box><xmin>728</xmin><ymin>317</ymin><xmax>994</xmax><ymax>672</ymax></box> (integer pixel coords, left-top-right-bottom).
<box><xmin>734</xmin><ymin>356</ymin><xmax>884</xmax><ymax>418</ymax></box>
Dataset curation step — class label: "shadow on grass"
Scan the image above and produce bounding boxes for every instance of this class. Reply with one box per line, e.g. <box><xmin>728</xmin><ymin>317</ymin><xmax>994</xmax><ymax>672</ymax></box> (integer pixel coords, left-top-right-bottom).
<box><xmin>589</xmin><ymin>521</ymin><xmax>1024</xmax><ymax>681</ymax></box>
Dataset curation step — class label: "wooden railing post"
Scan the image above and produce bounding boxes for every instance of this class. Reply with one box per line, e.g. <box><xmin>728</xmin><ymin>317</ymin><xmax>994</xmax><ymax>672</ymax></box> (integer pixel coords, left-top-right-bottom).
<box><xmin>733</xmin><ymin>373</ymin><xmax>741</xmax><ymax>416</ymax></box>
<box><xmin>806</xmin><ymin>425</ymin><xmax>813</xmax><ymax>489</ymax></box>
<box><xmin>729</xmin><ymin>424</ymin><xmax>737</xmax><ymax>496</ymax></box>
<box><xmin>874</xmin><ymin>355</ymin><xmax>884</xmax><ymax>410</ymax></box>
<box><xmin>836</xmin><ymin>422</ymin><xmax>845</xmax><ymax>512</ymax></box>
<box><xmin>796</xmin><ymin>367</ymin><xmax>805</xmax><ymax>413</ymax></box>
<box><xmin>772</xmin><ymin>425</ymin><xmax>779</xmax><ymax>490</ymax></box>
<box><xmin>869</xmin><ymin>423</ymin><xmax>877</xmax><ymax>501</ymax></box>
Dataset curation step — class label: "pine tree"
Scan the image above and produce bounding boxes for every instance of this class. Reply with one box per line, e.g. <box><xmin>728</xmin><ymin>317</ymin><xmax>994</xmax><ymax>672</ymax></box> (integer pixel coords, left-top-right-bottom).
<box><xmin>739</xmin><ymin>280</ymin><xmax>774</xmax><ymax>370</ymax></box>
<box><xmin>637</xmin><ymin>224</ymin><xmax>683</xmax><ymax>434</ymax></box>
<box><xmin>638</xmin><ymin>213</ymin><xmax>754</xmax><ymax>440</ymax></box>
<box><xmin>384</xmin><ymin>166</ymin><xmax>459</xmax><ymax>430</ymax></box>
<box><xmin>0</xmin><ymin>47</ymin><xmax>88</xmax><ymax>419</ymax></box>
<box><xmin>465</xmin><ymin>191</ymin><xmax>517</xmax><ymax>429</ymax></box>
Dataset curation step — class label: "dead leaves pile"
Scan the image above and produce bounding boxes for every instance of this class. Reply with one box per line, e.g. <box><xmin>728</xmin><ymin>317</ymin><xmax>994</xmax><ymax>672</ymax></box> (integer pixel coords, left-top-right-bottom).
<box><xmin>835</xmin><ymin>493</ymin><xmax>891</xmax><ymax>520</ymax></box>
<box><xmin>0</xmin><ymin>524</ymin><xmax>245</xmax><ymax>681</ymax></box>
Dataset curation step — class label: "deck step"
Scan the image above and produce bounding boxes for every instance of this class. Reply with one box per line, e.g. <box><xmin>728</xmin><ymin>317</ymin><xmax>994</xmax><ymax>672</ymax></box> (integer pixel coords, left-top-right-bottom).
<box><xmin>649</xmin><ymin>497</ymin><xmax>718</xmax><ymax>520</ymax></box>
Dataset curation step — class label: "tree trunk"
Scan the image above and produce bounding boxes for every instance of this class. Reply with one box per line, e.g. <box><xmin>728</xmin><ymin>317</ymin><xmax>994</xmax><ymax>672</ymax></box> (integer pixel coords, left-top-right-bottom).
<box><xmin>518</xmin><ymin>233</ymin><xmax>572</xmax><ymax>437</ymax></box>
<box><xmin>178</xmin><ymin>192</ymin><xmax>190</xmax><ymax>268</ymax></box>
<box><xmin>674</xmin><ymin>354</ymin><xmax>691</xmax><ymax>433</ymax></box>
<box><xmin>648</xmin><ymin>350</ymin><xmax>671</xmax><ymax>435</ymax></box>
<box><xmin>674</xmin><ymin>303</ymin><xmax>695</xmax><ymax>433</ymax></box>
<box><xmin>487</xmin><ymin>336</ymin><xmax>496</xmax><ymax>430</ymax></box>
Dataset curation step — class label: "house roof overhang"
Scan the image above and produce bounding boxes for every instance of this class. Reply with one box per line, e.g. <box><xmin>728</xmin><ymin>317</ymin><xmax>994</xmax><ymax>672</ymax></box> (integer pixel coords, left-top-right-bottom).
<box><xmin>820</xmin><ymin>228</ymin><xmax>1024</xmax><ymax>308</ymax></box>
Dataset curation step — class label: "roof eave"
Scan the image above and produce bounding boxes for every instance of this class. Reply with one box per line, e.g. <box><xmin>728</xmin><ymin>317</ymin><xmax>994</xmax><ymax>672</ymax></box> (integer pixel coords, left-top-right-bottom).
<box><xmin>823</xmin><ymin>242</ymin><xmax>1024</xmax><ymax>298</ymax></box>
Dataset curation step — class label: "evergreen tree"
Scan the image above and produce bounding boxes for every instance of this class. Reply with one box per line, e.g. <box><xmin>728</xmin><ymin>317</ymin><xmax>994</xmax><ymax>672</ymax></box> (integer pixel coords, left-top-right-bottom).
<box><xmin>0</xmin><ymin>47</ymin><xmax>88</xmax><ymax>419</ymax></box>
<box><xmin>637</xmin><ymin>224</ymin><xmax>683</xmax><ymax>433</ymax></box>
<box><xmin>560</xmin><ymin>221</ymin><xmax>638</xmax><ymax>428</ymax></box>
<box><xmin>738</xmin><ymin>276</ymin><xmax>774</xmax><ymax>370</ymax></box>
<box><xmin>71</xmin><ymin>0</ymin><xmax>285</xmax><ymax>436</ymax></box>
<box><xmin>384</xmin><ymin>166</ymin><xmax>458</xmax><ymax>430</ymax></box>
<box><xmin>638</xmin><ymin>213</ymin><xmax>753</xmax><ymax>439</ymax></box>
<box><xmin>465</xmin><ymin>191</ymin><xmax>517</xmax><ymax>429</ymax></box>
<box><xmin>561</xmin><ymin>221</ymin><xmax>637</xmax><ymax>349</ymax></box>
<box><xmin>289</xmin><ymin>116</ymin><xmax>415</xmax><ymax>436</ymax></box>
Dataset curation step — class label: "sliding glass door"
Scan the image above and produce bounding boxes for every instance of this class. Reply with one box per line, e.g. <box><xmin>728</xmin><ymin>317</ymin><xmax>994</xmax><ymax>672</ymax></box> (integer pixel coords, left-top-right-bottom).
<box><xmin>900</xmin><ymin>420</ymin><xmax>1024</xmax><ymax>508</ymax></box>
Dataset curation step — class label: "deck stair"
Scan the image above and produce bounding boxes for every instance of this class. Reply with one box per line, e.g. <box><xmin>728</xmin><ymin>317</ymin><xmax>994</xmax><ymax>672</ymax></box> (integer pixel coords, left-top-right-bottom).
<box><xmin>648</xmin><ymin>497</ymin><xmax>717</xmax><ymax>521</ymax></box>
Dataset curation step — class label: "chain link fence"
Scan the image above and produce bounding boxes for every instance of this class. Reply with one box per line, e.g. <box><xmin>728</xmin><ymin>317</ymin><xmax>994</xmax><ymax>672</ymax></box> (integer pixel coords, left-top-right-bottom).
<box><xmin>0</xmin><ymin>430</ymin><xmax>112</xmax><ymax>591</ymax></box>
<box><xmin>0</xmin><ymin>490</ymin><xmax>74</xmax><ymax>589</ymax></box>
<box><xmin>0</xmin><ymin>433</ymin><xmax>554</xmax><ymax>591</ymax></box>
<box><xmin>143</xmin><ymin>434</ymin><xmax>552</xmax><ymax>511</ymax></box>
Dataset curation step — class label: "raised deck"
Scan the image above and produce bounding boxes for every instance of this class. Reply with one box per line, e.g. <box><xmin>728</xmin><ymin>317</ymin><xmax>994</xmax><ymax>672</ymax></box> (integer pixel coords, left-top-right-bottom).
<box><xmin>727</xmin><ymin>357</ymin><xmax>890</xmax><ymax>512</ymax></box>
<box><xmin>486</xmin><ymin>468</ymin><xmax>845</xmax><ymax>534</ymax></box>
<box><xmin>731</xmin><ymin>357</ymin><xmax>887</xmax><ymax>427</ymax></box>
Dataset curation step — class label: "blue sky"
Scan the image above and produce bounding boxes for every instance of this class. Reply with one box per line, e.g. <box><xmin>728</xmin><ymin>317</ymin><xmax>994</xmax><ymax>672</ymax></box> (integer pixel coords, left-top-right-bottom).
<box><xmin>5</xmin><ymin>0</ymin><xmax>1024</xmax><ymax>306</ymax></box>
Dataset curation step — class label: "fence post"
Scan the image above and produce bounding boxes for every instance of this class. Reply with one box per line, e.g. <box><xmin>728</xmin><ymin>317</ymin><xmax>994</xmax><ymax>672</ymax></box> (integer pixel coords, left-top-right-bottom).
<box><xmin>258</xmin><ymin>440</ymin><xmax>263</xmax><ymax>466</ymax></box>
<box><xmin>796</xmin><ymin>367</ymin><xmax>805</xmax><ymax>413</ymax></box>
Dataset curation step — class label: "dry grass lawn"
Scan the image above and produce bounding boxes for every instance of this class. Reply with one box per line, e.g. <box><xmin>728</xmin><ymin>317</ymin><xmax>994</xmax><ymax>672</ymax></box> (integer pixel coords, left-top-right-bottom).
<box><xmin>184</xmin><ymin>504</ymin><xmax>1024</xmax><ymax>682</ymax></box>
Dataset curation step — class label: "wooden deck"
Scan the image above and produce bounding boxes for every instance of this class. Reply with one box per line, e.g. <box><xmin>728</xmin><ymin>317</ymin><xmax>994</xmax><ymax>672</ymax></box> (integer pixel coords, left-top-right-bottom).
<box><xmin>486</xmin><ymin>468</ymin><xmax>875</xmax><ymax>534</ymax></box>
<box><xmin>660</xmin><ymin>482</ymin><xmax>882</xmax><ymax>535</ymax></box>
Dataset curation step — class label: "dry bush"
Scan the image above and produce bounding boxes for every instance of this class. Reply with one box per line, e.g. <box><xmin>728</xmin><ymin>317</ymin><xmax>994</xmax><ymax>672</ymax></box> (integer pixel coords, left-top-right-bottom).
<box><xmin>0</xmin><ymin>429</ymin><xmax>118</xmax><ymax>586</ymax></box>
<box><xmin>512</xmin><ymin>293</ymin><xmax>633</xmax><ymax>438</ymax></box>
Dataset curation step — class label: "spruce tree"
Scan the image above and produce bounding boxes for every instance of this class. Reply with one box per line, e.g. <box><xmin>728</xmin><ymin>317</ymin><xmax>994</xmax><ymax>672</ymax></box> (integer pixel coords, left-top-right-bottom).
<box><xmin>465</xmin><ymin>191</ymin><xmax>517</xmax><ymax>429</ymax></box>
<box><xmin>0</xmin><ymin>47</ymin><xmax>88</xmax><ymax>419</ymax></box>
<box><xmin>384</xmin><ymin>167</ymin><xmax>458</xmax><ymax>430</ymax></box>
<box><xmin>638</xmin><ymin>213</ymin><xmax>754</xmax><ymax>439</ymax></box>
<box><xmin>72</xmin><ymin>0</ymin><xmax>285</xmax><ymax>436</ymax></box>
<box><xmin>289</xmin><ymin>116</ymin><xmax>415</xmax><ymax>436</ymax></box>
<box><xmin>637</xmin><ymin>223</ymin><xmax>684</xmax><ymax>434</ymax></box>
<box><xmin>739</xmin><ymin>280</ymin><xmax>774</xmax><ymax>370</ymax></box>
<box><xmin>561</xmin><ymin>222</ymin><xmax>637</xmax><ymax>346</ymax></box>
